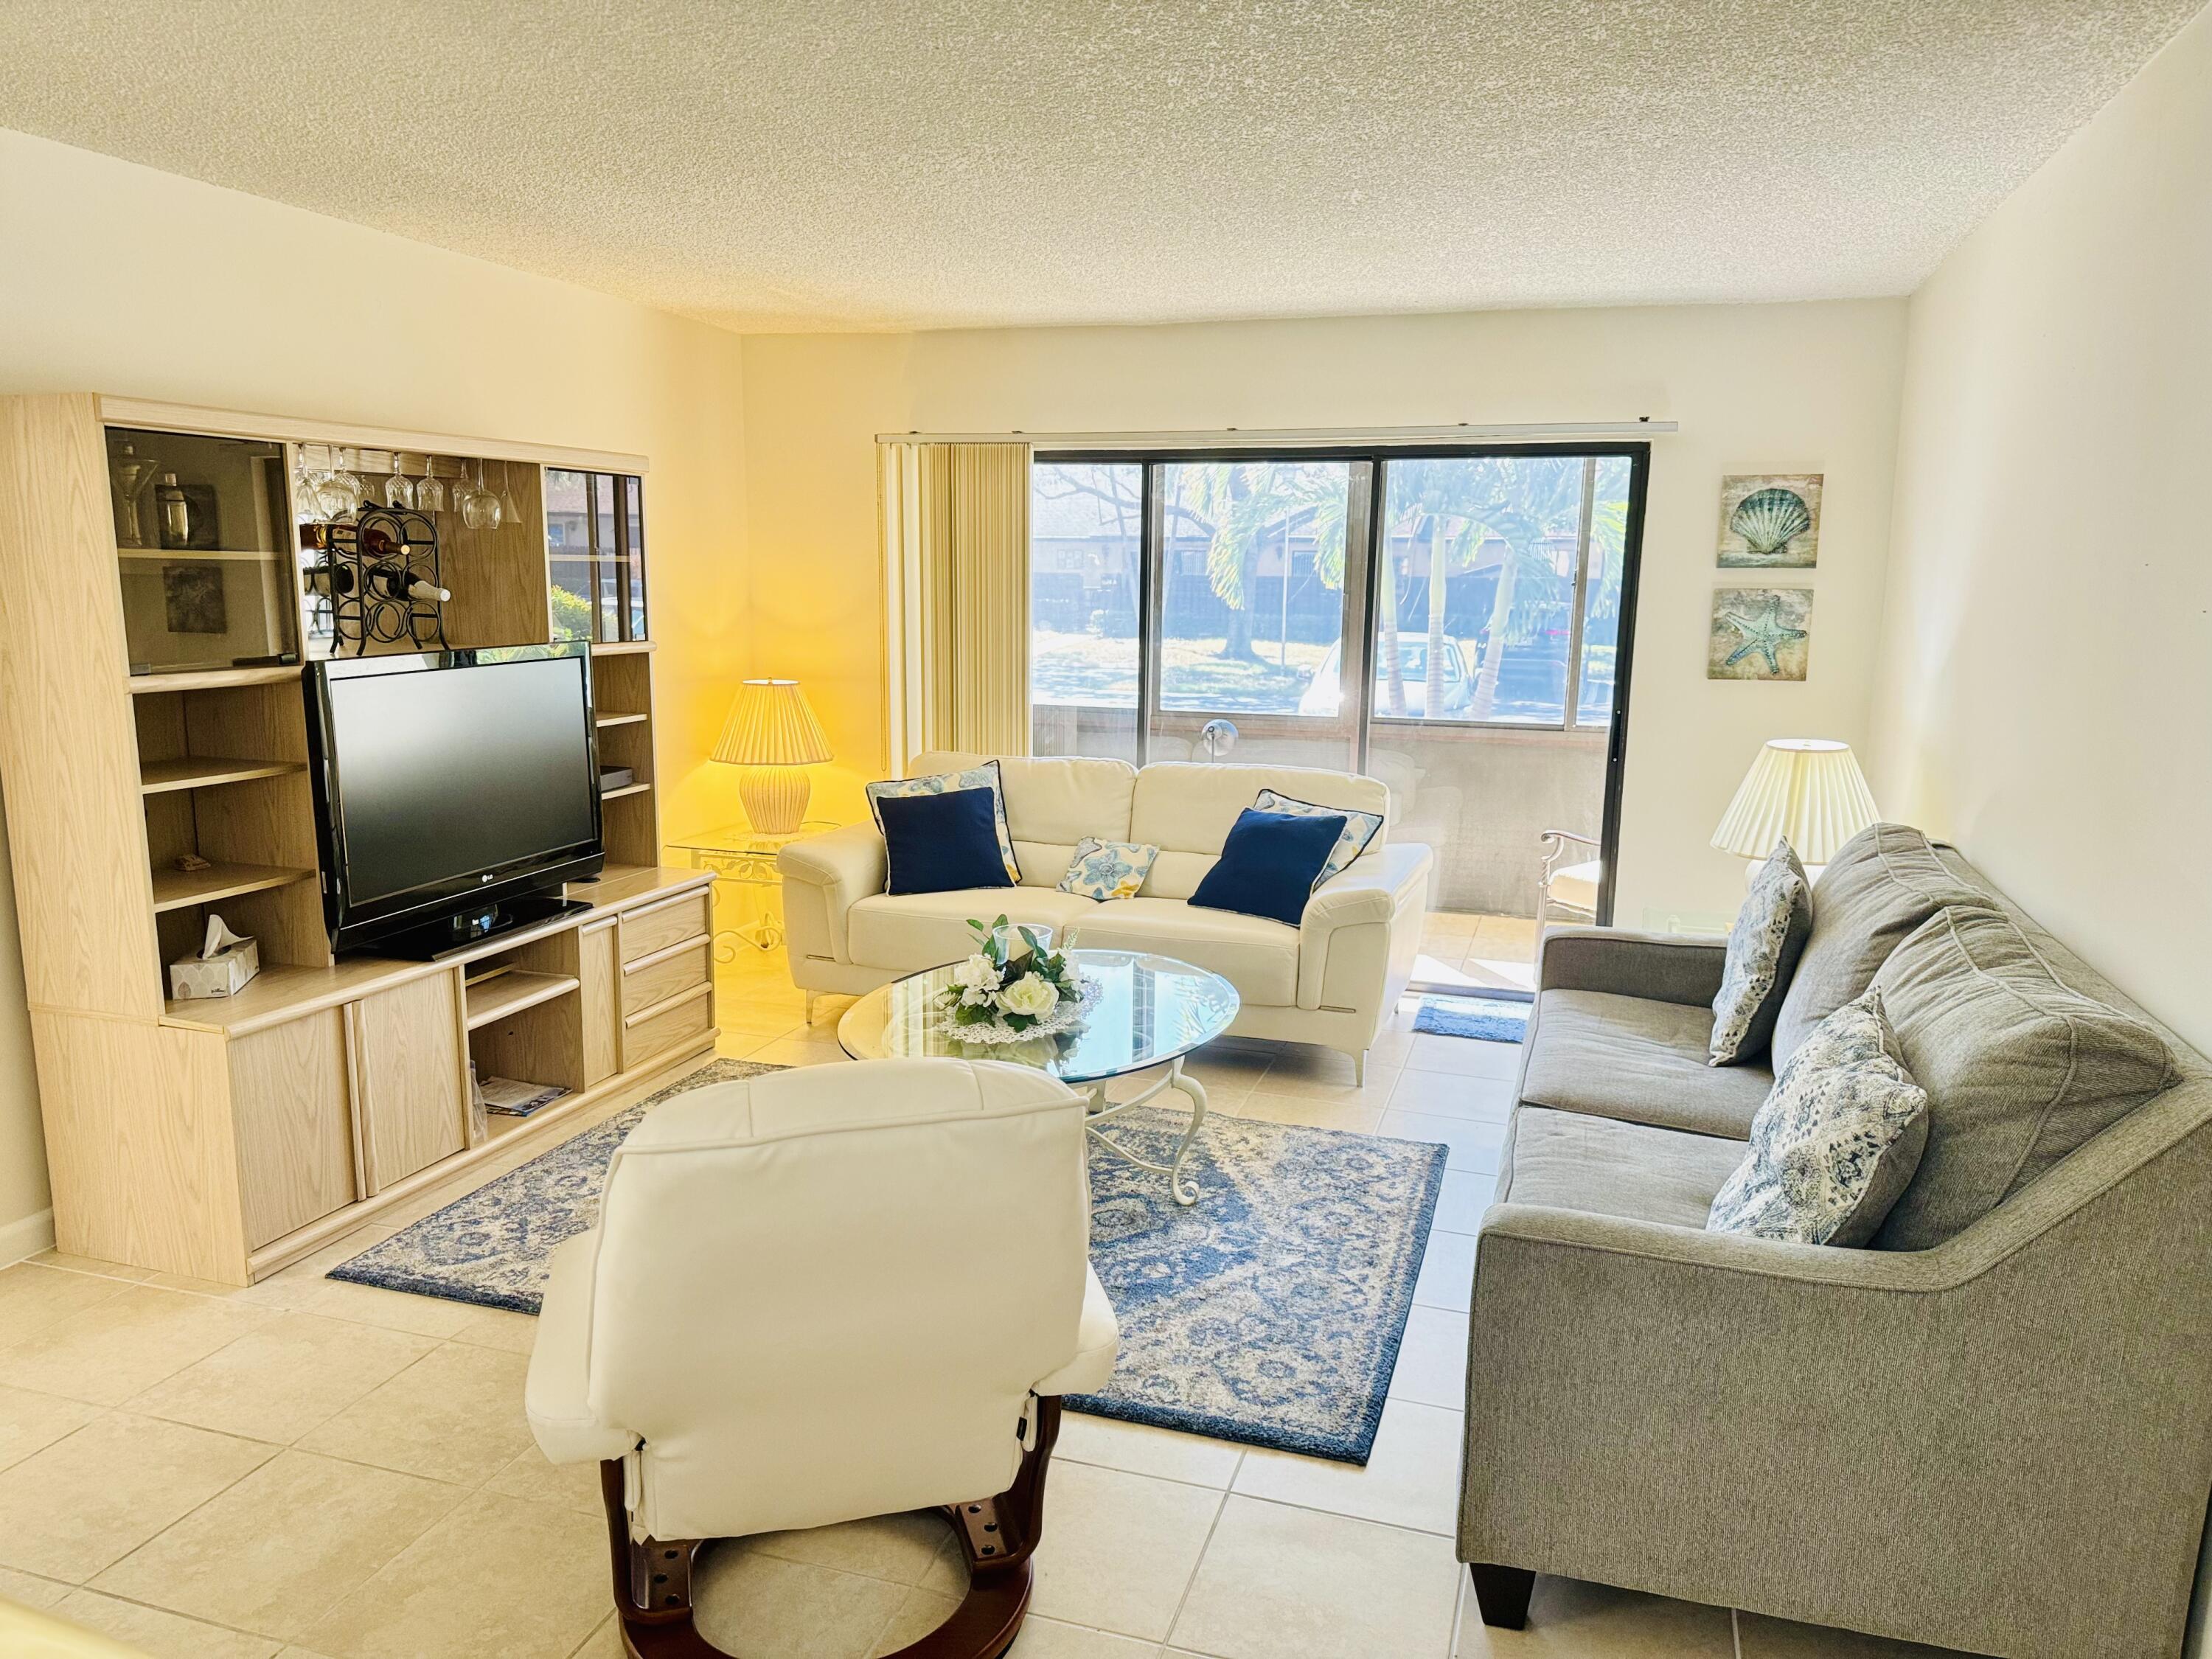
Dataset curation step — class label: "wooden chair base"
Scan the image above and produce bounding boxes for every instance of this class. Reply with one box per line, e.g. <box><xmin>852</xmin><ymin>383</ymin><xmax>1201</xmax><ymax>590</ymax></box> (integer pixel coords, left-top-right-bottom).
<box><xmin>600</xmin><ymin>1399</ymin><xmax>1063</xmax><ymax>1659</ymax></box>
<box><xmin>1467</xmin><ymin>1562</ymin><xmax>1535</xmax><ymax>1629</ymax></box>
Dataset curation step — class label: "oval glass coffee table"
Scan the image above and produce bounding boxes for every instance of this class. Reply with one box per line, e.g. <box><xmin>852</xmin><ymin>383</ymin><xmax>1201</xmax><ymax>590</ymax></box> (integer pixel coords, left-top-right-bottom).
<box><xmin>837</xmin><ymin>949</ymin><xmax>1239</xmax><ymax>1206</ymax></box>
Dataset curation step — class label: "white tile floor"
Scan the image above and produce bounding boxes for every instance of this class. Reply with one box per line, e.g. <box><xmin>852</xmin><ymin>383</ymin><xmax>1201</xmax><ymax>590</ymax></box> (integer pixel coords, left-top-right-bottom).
<box><xmin>0</xmin><ymin>928</ymin><xmax>1966</xmax><ymax>1658</ymax></box>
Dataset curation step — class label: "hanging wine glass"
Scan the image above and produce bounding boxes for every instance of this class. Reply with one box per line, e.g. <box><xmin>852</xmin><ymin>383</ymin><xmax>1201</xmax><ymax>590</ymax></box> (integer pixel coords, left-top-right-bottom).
<box><xmin>292</xmin><ymin>450</ymin><xmax>330</xmax><ymax>521</ymax></box>
<box><xmin>386</xmin><ymin>456</ymin><xmax>416</xmax><ymax>512</ymax></box>
<box><xmin>462</xmin><ymin>458</ymin><xmax>499</xmax><ymax>531</ymax></box>
<box><xmin>498</xmin><ymin>462</ymin><xmax>523</xmax><ymax>530</ymax></box>
<box><xmin>326</xmin><ymin>448</ymin><xmax>365</xmax><ymax>518</ymax></box>
<box><xmin>451</xmin><ymin>461</ymin><xmax>479</xmax><ymax>524</ymax></box>
<box><xmin>415</xmin><ymin>459</ymin><xmax>446</xmax><ymax>515</ymax></box>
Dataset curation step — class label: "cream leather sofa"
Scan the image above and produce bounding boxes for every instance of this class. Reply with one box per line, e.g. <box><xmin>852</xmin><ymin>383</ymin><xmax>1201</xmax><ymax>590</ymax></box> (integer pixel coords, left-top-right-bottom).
<box><xmin>779</xmin><ymin>752</ymin><xmax>1434</xmax><ymax>1077</ymax></box>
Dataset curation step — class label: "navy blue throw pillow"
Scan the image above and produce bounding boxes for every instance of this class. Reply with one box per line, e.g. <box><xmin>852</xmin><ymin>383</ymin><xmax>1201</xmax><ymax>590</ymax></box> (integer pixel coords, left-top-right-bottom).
<box><xmin>878</xmin><ymin>787</ymin><xmax>1015</xmax><ymax>897</ymax></box>
<box><xmin>1189</xmin><ymin>807</ymin><xmax>1349</xmax><ymax>928</ymax></box>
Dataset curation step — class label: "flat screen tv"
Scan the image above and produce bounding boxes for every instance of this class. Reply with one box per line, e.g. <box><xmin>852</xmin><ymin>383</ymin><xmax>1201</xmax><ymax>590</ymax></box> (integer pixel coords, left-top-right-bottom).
<box><xmin>305</xmin><ymin>644</ymin><xmax>604</xmax><ymax>956</ymax></box>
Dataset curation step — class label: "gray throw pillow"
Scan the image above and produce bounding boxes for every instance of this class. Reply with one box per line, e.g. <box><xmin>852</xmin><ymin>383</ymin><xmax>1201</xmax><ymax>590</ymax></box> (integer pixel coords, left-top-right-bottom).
<box><xmin>1709</xmin><ymin>839</ymin><xmax>1812</xmax><ymax>1065</ymax></box>
<box><xmin>1768</xmin><ymin>824</ymin><xmax>1986</xmax><ymax>1068</ymax></box>
<box><xmin>1708</xmin><ymin>987</ymin><xmax>1930</xmax><ymax>1246</ymax></box>
<box><xmin>1870</xmin><ymin>906</ymin><xmax>2178</xmax><ymax>1251</ymax></box>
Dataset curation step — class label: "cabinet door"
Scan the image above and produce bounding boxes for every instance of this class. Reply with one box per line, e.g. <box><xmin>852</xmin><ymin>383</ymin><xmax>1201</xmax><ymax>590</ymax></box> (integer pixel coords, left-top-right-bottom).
<box><xmin>348</xmin><ymin>972</ymin><xmax>466</xmax><ymax>1194</ymax></box>
<box><xmin>578</xmin><ymin>919</ymin><xmax>620</xmax><ymax>1087</ymax></box>
<box><xmin>230</xmin><ymin>1009</ymin><xmax>356</xmax><ymax>1248</ymax></box>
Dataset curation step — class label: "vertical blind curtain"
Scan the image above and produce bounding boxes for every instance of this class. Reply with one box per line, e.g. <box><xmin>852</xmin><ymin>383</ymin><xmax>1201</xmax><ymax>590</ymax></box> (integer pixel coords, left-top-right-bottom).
<box><xmin>879</xmin><ymin>441</ymin><xmax>1032</xmax><ymax>766</ymax></box>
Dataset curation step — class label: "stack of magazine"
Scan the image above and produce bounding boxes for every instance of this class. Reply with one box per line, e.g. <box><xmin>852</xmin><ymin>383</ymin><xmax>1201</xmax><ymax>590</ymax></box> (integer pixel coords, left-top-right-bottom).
<box><xmin>479</xmin><ymin>1075</ymin><xmax>569</xmax><ymax>1119</ymax></box>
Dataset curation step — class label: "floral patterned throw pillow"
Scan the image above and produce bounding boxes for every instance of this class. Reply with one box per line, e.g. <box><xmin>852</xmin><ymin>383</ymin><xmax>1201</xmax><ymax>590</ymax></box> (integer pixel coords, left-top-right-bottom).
<box><xmin>865</xmin><ymin>761</ymin><xmax>1021</xmax><ymax>883</ymax></box>
<box><xmin>1252</xmin><ymin>788</ymin><xmax>1384</xmax><ymax>886</ymax></box>
<box><xmin>1058</xmin><ymin>838</ymin><xmax>1161</xmax><ymax>902</ymax></box>
<box><xmin>1708</xmin><ymin>838</ymin><xmax>1813</xmax><ymax>1065</ymax></box>
<box><xmin>1706</xmin><ymin>987</ymin><xmax>1930</xmax><ymax>1246</ymax></box>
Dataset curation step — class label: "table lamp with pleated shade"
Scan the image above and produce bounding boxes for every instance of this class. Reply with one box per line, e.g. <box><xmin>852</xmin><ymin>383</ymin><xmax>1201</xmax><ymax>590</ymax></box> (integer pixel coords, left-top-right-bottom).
<box><xmin>713</xmin><ymin>679</ymin><xmax>832</xmax><ymax>835</ymax></box>
<box><xmin>1711</xmin><ymin>738</ymin><xmax>1878</xmax><ymax>882</ymax></box>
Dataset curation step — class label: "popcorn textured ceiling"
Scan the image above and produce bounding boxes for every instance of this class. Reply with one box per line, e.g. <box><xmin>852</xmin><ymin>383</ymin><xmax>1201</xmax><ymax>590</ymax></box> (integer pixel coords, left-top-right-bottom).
<box><xmin>0</xmin><ymin>1</ymin><xmax>2196</xmax><ymax>333</ymax></box>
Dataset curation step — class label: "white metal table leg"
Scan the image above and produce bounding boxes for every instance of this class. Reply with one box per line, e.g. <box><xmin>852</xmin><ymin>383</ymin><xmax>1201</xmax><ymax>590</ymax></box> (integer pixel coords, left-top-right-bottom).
<box><xmin>1082</xmin><ymin>1057</ymin><xmax>1210</xmax><ymax>1206</ymax></box>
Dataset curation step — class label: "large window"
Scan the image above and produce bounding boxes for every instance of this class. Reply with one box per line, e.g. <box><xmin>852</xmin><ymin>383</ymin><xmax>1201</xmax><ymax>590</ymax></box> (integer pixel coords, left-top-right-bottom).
<box><xmin>1031</xmin><ymin>447</ymin><xmax>1638</xmax><ymax>760</ymax></box>
<box><xmin>1029</xmin><ymin>445</ymin><xmax>1647</xmax><ymax>930</ymax></box>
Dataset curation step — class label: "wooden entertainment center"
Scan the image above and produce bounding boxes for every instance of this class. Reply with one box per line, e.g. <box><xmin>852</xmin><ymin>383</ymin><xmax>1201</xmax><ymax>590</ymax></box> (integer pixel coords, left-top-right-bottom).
<box><xmin>0</xmin><ymin>392</ymin><xmax>719</xmax><ymax>1284</ymax></box>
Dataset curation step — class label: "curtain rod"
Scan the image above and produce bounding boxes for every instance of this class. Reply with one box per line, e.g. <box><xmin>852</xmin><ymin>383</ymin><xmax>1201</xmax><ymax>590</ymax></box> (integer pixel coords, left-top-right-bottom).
<box><xmin>874</xmin><ymin>420</ymin><xmax>1677</xmax><ymax>448</ymax></box>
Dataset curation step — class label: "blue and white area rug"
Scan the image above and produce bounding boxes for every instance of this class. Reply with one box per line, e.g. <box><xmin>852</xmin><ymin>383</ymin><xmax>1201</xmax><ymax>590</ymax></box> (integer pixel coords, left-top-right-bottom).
<box><xmin>330</xmin><ymin>1058</ymin><xmax>1445</xmax><ymax>1464</ymax></box>
<box><xmin>1414</xmin><ymin>993</ymin><xmax>1531</xmax><ymax>1043</ymax></box>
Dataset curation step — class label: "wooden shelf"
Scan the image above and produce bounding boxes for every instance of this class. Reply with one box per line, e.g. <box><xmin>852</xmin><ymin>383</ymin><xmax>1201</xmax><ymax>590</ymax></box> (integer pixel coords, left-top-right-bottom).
<box><xmin>119</xmin><ymin>548</ymin><xmax>282</xmax><ymax>563</ymax></box>
<box><xmin>601</xmin><ymin>782</ymin><xmax>653</xmax><ymax>801</ymax></box>
<box><xmin>595</xmin><ymin>712</ymin><xmax>650</xmax><ymax>729</ymax></box>
<box><xmin>141</xmin><ymin>757</ymin><xmax>306</xmax><ymax>795</ymax></box>
<box><xmin>129</xmin><ymin>664</ymin><xmax>302</xmax><ymax>695</ymax></box>
<box><xmin>149</xmin><ymin>860</ymin><xmax>314</xmax><ymax>913</ymax></box>
<box><xmin>591</xmin><ymin>640</ymin><xmax>655</xmax><ymax>656</ymax></box>
<box><xmin>464</xmin><ymin>970</ymin><xmax>580</xmax><ymax>1029</ymax></box>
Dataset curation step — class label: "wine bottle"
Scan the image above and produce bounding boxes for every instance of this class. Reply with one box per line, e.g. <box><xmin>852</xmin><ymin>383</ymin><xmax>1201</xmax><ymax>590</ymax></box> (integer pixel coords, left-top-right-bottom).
<box><xmin>305</xmin><ymin>562</ymin><xmax>357</xmax><ymax>598</ymax></box>
<box><xmin>367</xmin><ymin>563</ymin><xmax>450</xmax><ymax>605</ymax></box>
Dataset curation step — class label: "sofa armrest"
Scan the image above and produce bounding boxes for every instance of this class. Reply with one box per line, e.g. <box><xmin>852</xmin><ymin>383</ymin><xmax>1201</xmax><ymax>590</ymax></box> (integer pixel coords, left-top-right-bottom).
<box><xmin>776</xmin><ymin>822</ymin><xmax>887</xmax><ymax>964</ymax></box>
<box><xmin>1534</xmin><ymin>925</ymin><xmax>1725</xmax><ymax>1006</ymax></box>
<box><xmin>1296</xmin><ymin>843</ymin><xmax>1431</xmax><ymax>1014</ymax></box>
<box><xmin>526</xmin><ymin>1234</ymin><xmax>639</xmax><ymax>1467</ymax></box>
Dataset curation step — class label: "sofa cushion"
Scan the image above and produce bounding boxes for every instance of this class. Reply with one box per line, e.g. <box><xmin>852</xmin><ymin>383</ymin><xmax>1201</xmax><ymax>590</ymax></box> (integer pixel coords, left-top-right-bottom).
<box><xmin>1254</xmin><ymin>787</ymin><xmax>1384</xmax><ymax>883</ymax></box>
<box><xmin>1066</xmin><ymin>896</ymin><xmax>1301</xmax><ymax>1006</ymax></box>
<box><xmin>1708</xmin><ymin>840</ymin><xmax>1812</xmax><ymax>1065</ymax></box>
<box><xmin>910</xmin><ymin>751</ymin><xmax>1138</xmax><ymax>848</ymax></box>
<box><xmin>1494</xmin><ymin>1105</ymin><xmax>1746</xmax><ymax>1229</ymax></box>
<box><xmin>867</xmin><ymin>761</ymin><xmax>1022</xmax><ymax>883</ymax></box>
<box><xmin>848</xmin><ymin>888</ymin><xmax>1097</xmax><ymax>973</ymax></box>
<box><xmin>1871</xmin><ymin>906</ymin><xmax>2179</xmax><ymax>1250</ymax></box>
<box><xmin>1519</xmin><ymin>990</ymin><xmax>1772</xmax><ymax>1139</ymax></box>
<box><xmin>877</xmin><ymin>789</ymin><xmax>1013</xmax><ymax>897</ymax></box>
<box><xmin>1189</xmin><ymin>808</ymin><xmax>1346</xmax><ymax>928</ymax></box>
<box><xmin>1131</xmin><ymin>762</ymin><xmax>1388</xmax><ymax>862</ymax></box>
<box><xmin>1707</xmin><ymin>988</ymin><xmax>1930</xmax><ymax>1246</ymax></box>
<box><xmin>1770</xmin><ymin>824</ymin><xmax>1986</xmax><ymax>1068</ymax></box>
<box><xmin>1058</xmin><ymin>838</ymin><xmax>1161</xmax><ymax>902</ymax></box>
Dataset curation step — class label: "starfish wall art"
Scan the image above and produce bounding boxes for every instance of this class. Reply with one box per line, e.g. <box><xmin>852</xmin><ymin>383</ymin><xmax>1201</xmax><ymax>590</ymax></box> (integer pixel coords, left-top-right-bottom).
<box><xmin>1708</xmin><ymin>587</ymin><xmax>1812</xmax><ymax>681</ymax></box>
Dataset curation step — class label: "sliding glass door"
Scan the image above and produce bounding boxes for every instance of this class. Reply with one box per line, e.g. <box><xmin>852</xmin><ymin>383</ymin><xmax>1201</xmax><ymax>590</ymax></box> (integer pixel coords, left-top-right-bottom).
<box><xmin>1030</xmin><ymin>444</ymin><xmax>1647</xmax><ymax>945</ymax></box>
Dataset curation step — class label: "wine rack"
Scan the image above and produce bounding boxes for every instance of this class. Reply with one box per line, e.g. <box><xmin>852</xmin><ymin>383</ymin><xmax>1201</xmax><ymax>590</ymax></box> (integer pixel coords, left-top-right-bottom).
<box><xmin>310</xmin><ymin>504</ymin><xmax>450</xmax><ymax>654</ymax></box>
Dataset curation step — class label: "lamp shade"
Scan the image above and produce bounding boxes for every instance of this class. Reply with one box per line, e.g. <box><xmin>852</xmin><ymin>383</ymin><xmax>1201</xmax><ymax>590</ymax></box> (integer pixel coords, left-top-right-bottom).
<box><xmin>1711</xmin><ymin>738</ymin><xmax>1878</xmax><ymax>864</ymax></box>
<box><xmin>713</xmin><ymin>679</ymin><xmax>831</xmax><ymax>768</ymax></box>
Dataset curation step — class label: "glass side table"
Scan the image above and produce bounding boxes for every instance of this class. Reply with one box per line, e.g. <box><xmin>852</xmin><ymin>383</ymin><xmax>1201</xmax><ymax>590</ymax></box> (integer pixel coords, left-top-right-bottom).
<box><xmin>664</xmin><ymin>820</ymin><xmax>836</xmax><ymax>959</ymax></box>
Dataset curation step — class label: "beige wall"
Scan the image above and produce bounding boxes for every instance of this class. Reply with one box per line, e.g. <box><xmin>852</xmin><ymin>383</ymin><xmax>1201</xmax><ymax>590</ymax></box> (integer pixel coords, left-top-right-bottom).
<box><xmin>742</xmin><ymin>301</ymin><xmax>1909</xmax><ymax>930</ymax></box>
<box><xmin>0</xmin><ymin>131</ymin><xmax>751</xmax><ymax>1253</ymax></box>
<box><xmin>1866</xmin><ymin>6</ymin><xmax>2211</xmax><ymax>1057</ymax></box>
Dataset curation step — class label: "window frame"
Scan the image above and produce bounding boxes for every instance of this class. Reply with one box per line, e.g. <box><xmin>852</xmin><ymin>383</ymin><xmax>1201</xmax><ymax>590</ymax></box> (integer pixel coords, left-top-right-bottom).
<box><xmin>1031</xmin><ymin>441</ymin><xmax>1651</xmax><ymax>927</ymax></box>
<box><xmin>1035</xmin><ymin>441</ymin><xmax>1649</xmax><ymax>740</ymax></box>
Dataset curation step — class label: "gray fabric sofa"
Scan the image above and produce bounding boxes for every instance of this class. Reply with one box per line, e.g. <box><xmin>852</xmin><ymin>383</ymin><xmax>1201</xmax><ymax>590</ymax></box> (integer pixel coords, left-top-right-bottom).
<box><xmin>1459</xmin><ymin>839</ymin><xmax>2212</xmax><ymax>1659</ymax></box>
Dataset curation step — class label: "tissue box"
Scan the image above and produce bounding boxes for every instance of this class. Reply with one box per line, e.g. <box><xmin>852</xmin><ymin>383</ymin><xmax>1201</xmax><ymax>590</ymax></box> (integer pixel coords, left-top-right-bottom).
<box><xmin>169</xmin><ymin>936</ymin><xmax>260</xmax><ymax>999</ymax></box>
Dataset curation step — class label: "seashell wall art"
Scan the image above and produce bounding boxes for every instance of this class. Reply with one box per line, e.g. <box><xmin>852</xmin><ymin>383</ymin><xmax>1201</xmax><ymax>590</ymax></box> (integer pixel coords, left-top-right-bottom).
<box><xmin>1717</xmin><ymin>473</ymin><xmax>1822</xmax><ymax>568</ymax></box>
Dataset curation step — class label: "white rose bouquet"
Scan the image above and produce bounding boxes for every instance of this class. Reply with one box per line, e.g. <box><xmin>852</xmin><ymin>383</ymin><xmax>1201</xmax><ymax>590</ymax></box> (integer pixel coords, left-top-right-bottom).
<box><xmin>933</xmin><ymin>915</ymin><xmax>1099</xmax><ymax>1046</ymax></box>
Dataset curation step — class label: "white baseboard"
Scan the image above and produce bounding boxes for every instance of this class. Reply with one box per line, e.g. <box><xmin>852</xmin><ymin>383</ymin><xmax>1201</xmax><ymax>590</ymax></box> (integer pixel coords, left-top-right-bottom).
<box><xmin>0</xmin><ymin>1207</ymin><xmax>56</xmax><ymax>1268</ymax></box>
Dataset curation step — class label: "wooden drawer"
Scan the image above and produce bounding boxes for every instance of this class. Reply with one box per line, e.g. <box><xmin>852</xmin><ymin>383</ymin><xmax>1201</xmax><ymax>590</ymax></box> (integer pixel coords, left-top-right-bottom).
<box><xmin>623</xmin><ymin>937</ymin><xmax>711</xmax><ymax>1016</ymax></box>
<box><xmin>619</xmin><ymin>891</ymin><xmax>710</xmax><ymax>966</ymax></box>
<box><xmin>622</xmin><ymin>982</ymin><xmax>712</xmax><ymax>1071</ymax></box>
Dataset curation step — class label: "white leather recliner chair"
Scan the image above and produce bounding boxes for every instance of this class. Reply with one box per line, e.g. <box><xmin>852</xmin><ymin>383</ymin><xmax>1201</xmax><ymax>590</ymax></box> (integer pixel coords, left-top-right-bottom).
<box><xmin>524</xmin><ymin>1058</ymin><xmax>1120</xmax><ymax>1659</ymax></box>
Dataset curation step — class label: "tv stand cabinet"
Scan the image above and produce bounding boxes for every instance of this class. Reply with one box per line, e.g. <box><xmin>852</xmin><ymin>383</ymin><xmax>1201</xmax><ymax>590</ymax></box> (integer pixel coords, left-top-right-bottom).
<box><xmin>0</xmin><ymin>393</ymin><xmax>712</xmax><ymax>1284</ymax></box>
